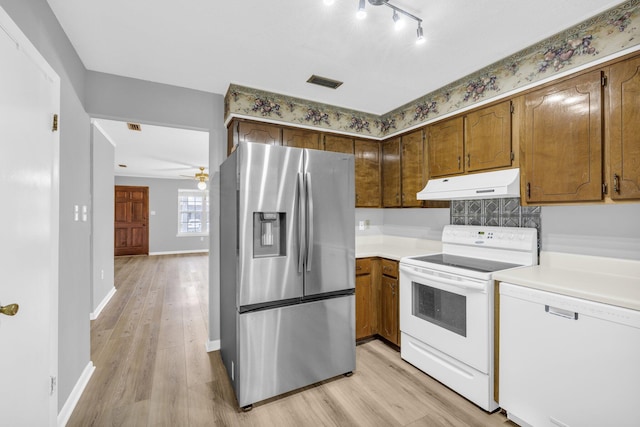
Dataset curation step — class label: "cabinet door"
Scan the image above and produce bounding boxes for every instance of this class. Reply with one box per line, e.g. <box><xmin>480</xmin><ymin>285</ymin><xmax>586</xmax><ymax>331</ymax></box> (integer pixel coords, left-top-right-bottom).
<box><xmin>523</xmin><ymin>70</ymin><xmax>603</xmax><ymax>203</ymax></box>
<box><xmin>427</xmin><ymin>116</ymin><xmax>464</xmax><ymax>178</ymax></box>
<box><xmin>355</xmin><ymin>273</ymin><xmax>372</xmax><ymax>340</ymax></box>
<box><xmin>382</xmin><ymin>137</ymin><xmax>401</xmax><ymax>207</ymax></box>
<box><xmin>609</xmin><ymin>56</ymin><xmax>640</xmax><ymax>200</ymax></box>
<box><xmin>237</xmin><ymin>121</ymin><xmax>282</xmax><ymax>145</ymax></box>
<box><xmin>354</xmin><ymin>139</ymin><xmax>381</xmax><ymax>207</ymax></box>
<box><xmin>401</xmin><ymin>129</ymin><xmax>425</xmax><ymax>207</ymax></box>
<box><xmin>465</xmin><ymin>100</ymin><xmax>512</xmax><ymax>172</ymax></box>
<box><xmin>282</xmin><ymin>128</ymin><xmax>321</xmax><ymax>150</ymax></box>
<box><xmin>324</xmin><ymin>134</ymin><xmax>354</xmax><ymax>154</ymax></box>
<box><xmin>380</xmin><ymin>276</ymin><xmax>399</xmax><ymax>345</ymax></box>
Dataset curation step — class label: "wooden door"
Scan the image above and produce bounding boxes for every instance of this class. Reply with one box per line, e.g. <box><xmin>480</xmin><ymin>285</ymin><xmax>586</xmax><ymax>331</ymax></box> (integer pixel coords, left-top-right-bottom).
<box><xmin>237</xmin><ymin>121</ymin><xmax>282</xmax><ymax>145</ymax></box>
<box><xmin>379</xmin><ymin>276</ymin><xmax>398</xmax><ymax>345</ymax></box>
<box><xmin>355</xmin><ymin>258</ymin><xmax>373</xmax><ymax>340</ymax></box>
<box><xmin>354</xmin><ymin>139</ymin><xmax>381</xmax><ymax>207</ymax></box>
<box><xmin>608</xmin><ymin>55</ymin><xmax>640</xmax><ymax>200</ymax></box>
<box><xmin>382</xmin><ymin>137</ymin><xmax>401</xmax><ymax>207</ymax></box>
<box><xmin>324</xmin><ymin>134</ymin><xmax>354</xmax><ymax>154</ymax></box>
<box><xmin>523</xmin><ymin>71</ymin><xmax>603</xmax><ymax>203</ymax></box>
<box><xmin>282</xmin><ymin>128</ymin><xmax>321</xmax><ymax>150</ymax></box>
<box><xmin>465</xmin><ymin>100</ymin><xmax>512</xmax><ymax>172</ymax></box>
<box><xmin>427</xmin><ymin>116</ymin><xmax>464</xmax><ymax>177</ymax></box>
<box><xmin>0</xmin><ymin>9</ymin><xmax>60</xmax><ymax>423</ymax></box>
<box><xmin>401</xmin><ymin>129</ymin><xmax>425</xmax><ymax>207</ymax></box>
<box><xmin>114</xmin><ymin>186</ymin><xmax>149</xmax><ymax>256</ymax></box>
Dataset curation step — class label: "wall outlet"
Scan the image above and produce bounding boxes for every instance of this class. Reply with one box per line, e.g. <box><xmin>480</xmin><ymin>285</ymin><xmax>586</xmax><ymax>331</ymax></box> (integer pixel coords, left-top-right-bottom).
<box><xmin>100</xmin><ymin>269</ymin><xmax>104</xmax><ymax>280</ymax></box>
<box><xmin>74</xmin><ymin>205</ymin><xmax>79</xmax><ymax>222</ymax></box>
<box><xmin>358</xmin><ymin>220</ymin><xmax>370</xmax><ymax>231</ymax></box>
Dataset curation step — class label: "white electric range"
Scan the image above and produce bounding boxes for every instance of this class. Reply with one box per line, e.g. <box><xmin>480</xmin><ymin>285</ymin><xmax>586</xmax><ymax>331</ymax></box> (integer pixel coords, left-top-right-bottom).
<box><xmin>399</xmin><ymin>225</ymin><xmax>538</xmax><ymax>412</ymax></box>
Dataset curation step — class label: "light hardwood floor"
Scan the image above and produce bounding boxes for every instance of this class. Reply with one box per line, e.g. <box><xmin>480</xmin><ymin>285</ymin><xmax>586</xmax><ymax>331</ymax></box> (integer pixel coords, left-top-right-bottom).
<box><xmin>68</xmin><ymin>254</ymin><xmax>513</xmax><ymax>426</ymax></box>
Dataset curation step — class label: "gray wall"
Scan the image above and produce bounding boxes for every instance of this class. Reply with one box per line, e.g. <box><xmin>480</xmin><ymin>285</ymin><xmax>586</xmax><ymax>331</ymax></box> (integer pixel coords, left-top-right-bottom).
<box><xmin>91</xmin><ymin>125</ymin><xmax>115</xmax><ymax>312</ymax></box>
<box><xmin>114</xmin><ymin>176</ymin><xmax>210</xmax><ymax>254</ymax></box>
<box><xmin>541</xmin><ymin>204</ymin><xmax>640</xmax><ymax>260</ymax></box>
<box><xmin>0</xmin><ymin>0</ymin><xmax>92</xmax><ymax>410</ymax></box>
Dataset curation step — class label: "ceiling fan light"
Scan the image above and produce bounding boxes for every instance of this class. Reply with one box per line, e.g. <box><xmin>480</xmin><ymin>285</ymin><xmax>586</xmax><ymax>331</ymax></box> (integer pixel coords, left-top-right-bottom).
<box><xmin>197</xmin><ymin>180</ymin><xmax>207</xmax><ymax>190</ymax></box>
<box><xmin>416</xmin><ymin>24</ymin><xmax>426</xmax><ymax>44</ymax></box>
<box><xmin>356</xmin><ymin>0</ymin><xmax>367</xmax><ymax>19</ymax></box>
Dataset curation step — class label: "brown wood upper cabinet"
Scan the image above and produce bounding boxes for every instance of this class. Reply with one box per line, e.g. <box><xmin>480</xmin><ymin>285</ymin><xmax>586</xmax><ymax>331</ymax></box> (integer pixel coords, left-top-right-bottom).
<box><xmin>282</xmin><ymin>128</ymin><xmax>321</xmax><ymax>150</ymax></box>
<box><xmin>427</xmin><ymin>101</ymin><xmax>513</xmax><ymax>178</ymax></box>
<box><xmin>522</xmin><ymin>70</ymin><xmax>603</xmax><ymax>203</ymax></box>
<box><xmin>354</xmin><ymin>139</ymin><xmax>381</xmax><ymax>208</ymax></box>
<box><xmin>382</xmin><ymin>137</ymin><xmax>401</xmax><ymax>207</ymax></box>
<box><xmin>401</xmin><ymin>129</ymin><xmax>426</xmax><ymax>207</ymax></box>
<box><xmin>427</xmin><ymin>117</ymin><xmax>464</xmax><ymax>178</ymax></box>
<box><xmin>608</xmin><ymin>56</ymin><xmax>640</xmax><ymax>200</ymax></box>
<box><xmin>324</xmin><ymin>134</ymin><xmax>354</xmax><ymax>154</ymax></box>
<box><xmin>465</xmin><ymin>100</ymin><xmax>513</xmax><ymax>172</ymax></box>
<box><xmin>236</xmin><ymin>121</ymin><xmax>282</xmax><ymax>146</ymax></box>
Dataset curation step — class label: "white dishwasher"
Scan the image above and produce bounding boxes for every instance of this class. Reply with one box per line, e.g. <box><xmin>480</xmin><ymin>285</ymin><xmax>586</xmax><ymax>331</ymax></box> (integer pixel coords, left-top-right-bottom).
<box><xmin>499</xmin><ymin>282</ymin><xmax>640</xmax><ymax>427</ymax></box>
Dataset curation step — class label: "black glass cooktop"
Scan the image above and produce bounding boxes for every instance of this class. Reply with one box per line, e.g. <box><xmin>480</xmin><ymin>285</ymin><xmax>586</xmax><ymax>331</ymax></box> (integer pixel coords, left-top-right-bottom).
<box><xmin>410</xmin><ymin>253</ymin><xmax>522</xmax><ymax>273</ymax></box>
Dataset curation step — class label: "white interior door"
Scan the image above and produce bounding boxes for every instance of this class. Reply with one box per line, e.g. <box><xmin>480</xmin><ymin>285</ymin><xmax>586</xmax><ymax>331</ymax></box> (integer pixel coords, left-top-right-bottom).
<box><xmin>0</xmin><ymin>7</ymin><xmax>60</xmax><ymax>426</ymax></box>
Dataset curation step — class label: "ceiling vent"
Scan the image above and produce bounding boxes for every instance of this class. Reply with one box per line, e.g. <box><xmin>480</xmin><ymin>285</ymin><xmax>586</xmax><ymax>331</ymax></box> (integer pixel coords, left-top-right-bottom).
<box><xmin>306</xmin><ymin>75</ymin><xmax>343</xmax><ymax>89</ymax></box>
<box><xmin>127</xmin><ymin>122</ymin><xmax>142</xmax><ymax>131</ymax></box>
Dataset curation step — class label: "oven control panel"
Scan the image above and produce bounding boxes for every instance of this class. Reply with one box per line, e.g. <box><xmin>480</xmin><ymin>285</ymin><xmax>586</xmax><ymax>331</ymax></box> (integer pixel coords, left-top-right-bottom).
<box><xmin>442</xmin><ymin>225</ymin><xmax>537</xmax><ymax>251</ymax></box>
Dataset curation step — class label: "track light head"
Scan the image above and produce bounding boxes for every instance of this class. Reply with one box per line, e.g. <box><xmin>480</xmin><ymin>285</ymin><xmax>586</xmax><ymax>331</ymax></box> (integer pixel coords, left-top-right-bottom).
<box><xmin>356</xmin><ymin>0</ymin><xmax>367</xmax><ymax>19</ymax></box>
<box><xmin>392</xmin><ymin>10</ymin><xmax>405</xmax><ymax>30</ymax></box>
<box><xmin>416</xmin><ymin>23</ymin><xmax>425</xmax><ymax>44</ymax></box>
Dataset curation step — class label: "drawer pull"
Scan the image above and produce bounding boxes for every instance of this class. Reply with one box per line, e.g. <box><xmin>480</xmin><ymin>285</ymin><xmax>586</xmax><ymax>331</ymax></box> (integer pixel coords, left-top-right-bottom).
<box><xmin>545</xmin><ymin>305</ymin><xmax>578</xmax><ymax>320</ymax></box>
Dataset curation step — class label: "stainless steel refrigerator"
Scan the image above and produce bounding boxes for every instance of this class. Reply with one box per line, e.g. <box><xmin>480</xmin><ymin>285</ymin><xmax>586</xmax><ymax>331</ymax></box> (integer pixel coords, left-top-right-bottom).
<box><xmin>220</xmin><ymin>142</ymin><xmax>355</xmax><ymax>409</ymax></box>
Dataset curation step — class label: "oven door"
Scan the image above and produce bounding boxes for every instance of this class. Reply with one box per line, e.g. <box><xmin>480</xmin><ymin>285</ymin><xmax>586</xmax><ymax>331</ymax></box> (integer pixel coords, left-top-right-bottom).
<box><xmin>399</xmin><ymin>263</ymin><xmax>491</xmax><ymax>373</ymax></box>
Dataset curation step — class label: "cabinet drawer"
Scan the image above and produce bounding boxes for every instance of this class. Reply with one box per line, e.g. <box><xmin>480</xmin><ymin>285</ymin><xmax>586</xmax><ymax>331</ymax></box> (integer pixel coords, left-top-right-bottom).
<box><xmin>356</xmin><ymin>258</ymin><xmax>372</xmax><ymax>275</ymax></box>
<box><xmin>381</xmin><ymin>259</ymin><xmax>398</xmax><ymax>278</ymax></box>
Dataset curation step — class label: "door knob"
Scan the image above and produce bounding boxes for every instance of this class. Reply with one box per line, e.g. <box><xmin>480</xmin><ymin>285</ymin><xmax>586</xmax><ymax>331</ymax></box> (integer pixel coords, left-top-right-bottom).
<box><xmin>0</xmin><ymin>304</ymin><xmax>19</xmax><ymax>316</ymax></box>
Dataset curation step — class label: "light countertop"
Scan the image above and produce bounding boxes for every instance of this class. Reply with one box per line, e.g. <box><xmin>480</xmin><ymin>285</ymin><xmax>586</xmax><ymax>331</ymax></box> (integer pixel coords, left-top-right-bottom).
<box><xmin>494</xmin><ymin>252</ymin><xmax>640</xmax><ymax>311</ymax></box>
<box><xmin>356</xmin><ymin>235</ymin><xmax>442</xmax><ymax>261</ymax></box>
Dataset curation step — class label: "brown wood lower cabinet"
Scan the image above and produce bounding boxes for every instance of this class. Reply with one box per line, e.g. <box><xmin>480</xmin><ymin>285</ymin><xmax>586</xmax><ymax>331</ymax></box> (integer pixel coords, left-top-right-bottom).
<box><xmin>355</xmin><ymin>257</ymin><xmax>399</xmax><ymax>347</ymax></box>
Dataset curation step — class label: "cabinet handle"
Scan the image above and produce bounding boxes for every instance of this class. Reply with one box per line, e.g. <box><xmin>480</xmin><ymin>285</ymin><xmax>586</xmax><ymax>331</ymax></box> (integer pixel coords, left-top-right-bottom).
<box><xmin>545</xmin><ymin>305</ymin><xmax>578</xmax><ymax>320</ymax></box>
<box><xmin>467</xmin><ymin>153</ymin><xmax>471</xmax><ymax>167</ymax></box>
<box><xmin>613</xmin><ymin>174</ymin><xmax>620</xmax><ymax>194</ymax></box>
<box><xmin>526</xmin><ymin>182</ymin><xmax>531</xmax><ymax>199</ymax></box>
<box><xmin>356</xmin><ymin>265</ymin><xmax>362</xmax><ymax>271</ymax></box>
<box><xmin>457</xmin><ymin>156</ymin><xmax>461</xmax><ymax>169</ymax></box>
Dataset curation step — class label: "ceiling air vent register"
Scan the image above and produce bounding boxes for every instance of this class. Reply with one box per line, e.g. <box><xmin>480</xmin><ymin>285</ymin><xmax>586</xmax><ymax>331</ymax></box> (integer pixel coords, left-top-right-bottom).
<box><xmin>127</xmin><ymin>122</ymin><xmax>142</xmax><ymax>131</ymax></box>
<box><xmin>306</xmin><ymin>75</ymin><xmax>343</xmax><ymax>89</ymax></box>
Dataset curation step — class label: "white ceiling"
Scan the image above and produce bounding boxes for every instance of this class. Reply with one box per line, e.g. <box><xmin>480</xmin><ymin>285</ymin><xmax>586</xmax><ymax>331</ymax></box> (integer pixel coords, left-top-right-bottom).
<box><xmin>94</xmin><ymin>119</ymin><xmax>208</xmax><ymax>180</ymax></box>
<box><xmin>50</xmin><ymin>0</ymin><xmax>624</xmax><ymax>177</ymax></box>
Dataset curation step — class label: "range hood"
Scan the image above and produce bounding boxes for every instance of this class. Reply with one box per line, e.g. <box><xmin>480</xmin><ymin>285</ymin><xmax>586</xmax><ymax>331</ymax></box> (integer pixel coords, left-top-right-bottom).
<box><xmin>417</xmin><ymin>168</ymin><xmax>521</xmax><ymax>201</ymax></box>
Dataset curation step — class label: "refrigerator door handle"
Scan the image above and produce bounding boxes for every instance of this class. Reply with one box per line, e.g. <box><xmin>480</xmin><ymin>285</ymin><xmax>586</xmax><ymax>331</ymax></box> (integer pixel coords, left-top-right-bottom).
<box><xmin>305</xmin><ymin>172</ymin><xmax>314</xmax><ymax>272</ymax></box>
<box><xmin>297</xmin><ymin>172</ymin><xmax>305</xmax><ymax>273</ymax></box>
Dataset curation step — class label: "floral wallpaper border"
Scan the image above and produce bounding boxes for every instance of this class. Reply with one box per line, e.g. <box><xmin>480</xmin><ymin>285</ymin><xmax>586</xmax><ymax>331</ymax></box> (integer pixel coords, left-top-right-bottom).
<box><xmin>225</xmin><ymin>0</ymin><xmax>640</xmax><ymax>138</ymax></box>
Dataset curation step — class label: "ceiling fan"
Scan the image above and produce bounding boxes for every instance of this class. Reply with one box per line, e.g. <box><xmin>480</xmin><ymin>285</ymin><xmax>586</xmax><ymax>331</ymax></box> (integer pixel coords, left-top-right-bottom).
<box><xmin>181</xmin><ymin>167</ymin><xmax>209</xmax><ymax>190</ymax></box>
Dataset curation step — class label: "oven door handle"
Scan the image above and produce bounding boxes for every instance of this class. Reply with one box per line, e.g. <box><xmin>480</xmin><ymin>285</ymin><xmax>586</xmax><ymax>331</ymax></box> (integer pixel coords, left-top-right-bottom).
<box><xmin>400</xmin><ymin>265</ymin><xmax>487</xmax><ymax>292</ymax></box>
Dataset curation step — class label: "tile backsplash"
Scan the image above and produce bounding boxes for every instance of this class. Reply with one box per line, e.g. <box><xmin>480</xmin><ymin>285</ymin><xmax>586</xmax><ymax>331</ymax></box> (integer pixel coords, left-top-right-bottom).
<box><xmin>450</xmin><ymin>198</ymin><xmax>541</xmax><ymax>248</ymax></box>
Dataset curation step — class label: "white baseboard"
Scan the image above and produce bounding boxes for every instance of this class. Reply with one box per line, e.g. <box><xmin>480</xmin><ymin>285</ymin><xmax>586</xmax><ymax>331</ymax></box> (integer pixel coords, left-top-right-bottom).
<box><xmin>90</xmin><ymin>286</ymin><xmax>116</xmax><ymax>320</ymax></box>
<box><xmin>58</xmin><ymin>361</ymin><xmax>95</xmax><ymax>427</ymax></box>
<box><xmin>149</xmin><ymin>249</ymin><xmax>209</xmax><ymax>256</ymax></box>
<box><xmin>206</xmin><ymin>339</ymin><xmax>220</xmax><ymax>352</ymax></box>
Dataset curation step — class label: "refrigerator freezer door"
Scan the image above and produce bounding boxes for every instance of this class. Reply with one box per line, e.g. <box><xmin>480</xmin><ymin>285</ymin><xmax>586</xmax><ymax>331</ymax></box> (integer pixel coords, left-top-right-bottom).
<box><xmin>303</xmin><ymin>150</ymin><xmax>355</xmax><ymax>296</ymax></box>
<box><xmin>237</xmin><ymin>295</ymin><xmax>355</xmax><ymax>407</ymax></box>
<box><xmin>238</xmin><ymin>143</ymin><xmax>305</xmax><ymax>306</ymax></box>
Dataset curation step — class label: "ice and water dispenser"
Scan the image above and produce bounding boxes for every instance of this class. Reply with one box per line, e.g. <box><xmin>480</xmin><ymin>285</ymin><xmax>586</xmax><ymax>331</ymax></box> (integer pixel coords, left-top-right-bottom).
<box><xmin>253</xmin><ymin>212</ymin><xmax>286</xmax><ymax>257</ymax></box>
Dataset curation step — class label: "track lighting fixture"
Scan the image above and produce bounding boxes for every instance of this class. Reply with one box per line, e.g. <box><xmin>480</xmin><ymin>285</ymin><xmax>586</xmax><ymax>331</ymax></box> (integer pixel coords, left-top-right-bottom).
<box><xmin>352</xmin><ymin>1</ymin><xmax>425</xmax><ymax>44</ymax></box>
<box><xmin>356</xmin><ymin>0</ymin><xmax>367</xmax><ymax>20</ymax></box>
<box><xmin>416</xmin><ymin>23</ymin><xmax>425</xmax><ymax>44</ymax></box>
